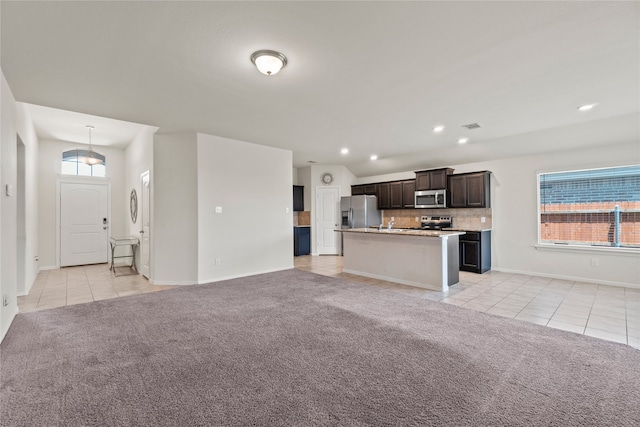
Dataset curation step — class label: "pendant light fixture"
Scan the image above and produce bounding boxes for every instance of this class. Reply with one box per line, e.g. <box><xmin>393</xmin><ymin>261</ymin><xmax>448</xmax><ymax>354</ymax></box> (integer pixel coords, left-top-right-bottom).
<box><xmin>250</xmin><ymin>50</ymin><xmax>287</xmax><ymax>75</ymax></box>
<box><xmin>82</xmin><ymin>125</ymin><xmax>103</xmax><ymax>165</ymax></box>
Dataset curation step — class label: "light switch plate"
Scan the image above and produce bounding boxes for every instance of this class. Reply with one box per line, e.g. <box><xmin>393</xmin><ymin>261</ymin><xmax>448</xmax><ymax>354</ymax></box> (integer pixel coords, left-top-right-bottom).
<box><xmin>6</xmin><ymin>184</ymin><xmax>13</xmax><ymax>197</ymax></box>
<box><xmin>215</xmin><ymin>206</ymin><xmax>222</xmax><ymax>213</ymax></box>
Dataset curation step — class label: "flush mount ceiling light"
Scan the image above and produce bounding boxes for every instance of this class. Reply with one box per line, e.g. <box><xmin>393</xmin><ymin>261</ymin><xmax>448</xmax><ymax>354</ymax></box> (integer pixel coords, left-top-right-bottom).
<box><xmin>458</xmin><ymin>138</ymin><xmax>469</xmax><ymax>144</ymax></box>
<box><xmin>250</xmin><ymin>50</ymin><xmax>287</xmax><ymax>75</ymax></box>
<box><xmin>81</xmin><ymin>125</ymin><xmax>104</xmax><ymax>165</ymax></box>
<box><xmin>370</xmin><ymin>154</ymin><xmax>378</xmax><ymax>161</ymax></box>
<box><xmin>341</xmin><ymin>148</ymin><xmax>349</xmax><ymax>154</ymax></box>
<box><xmin>433</xmin><ymin>125</ymin><xmax>445</xmax><ymax>133</ymax></box>
<box><xmin>578</xmin><ymin>103</ymin><xmax>598</xmax><ymax>111</ymax></box>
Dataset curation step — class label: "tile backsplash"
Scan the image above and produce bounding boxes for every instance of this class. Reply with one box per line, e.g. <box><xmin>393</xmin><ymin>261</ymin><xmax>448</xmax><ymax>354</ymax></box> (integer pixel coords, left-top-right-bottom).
<box><xmin>382</xmin><ymin>208</ymin><xmax>492</xmax><ymax>230</ymax></box>
<box><xmin>293</xmin><ymin>211</ymin><xmax>311</xmax><ymax>226</ymax></box>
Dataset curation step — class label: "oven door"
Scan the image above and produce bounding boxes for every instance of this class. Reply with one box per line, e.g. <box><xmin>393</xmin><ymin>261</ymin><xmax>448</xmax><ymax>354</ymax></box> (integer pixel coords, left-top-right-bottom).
<box><xmin>415</xmin><ymin>190</ymin><xmax>447</xmax><ymax>208</ymax></box>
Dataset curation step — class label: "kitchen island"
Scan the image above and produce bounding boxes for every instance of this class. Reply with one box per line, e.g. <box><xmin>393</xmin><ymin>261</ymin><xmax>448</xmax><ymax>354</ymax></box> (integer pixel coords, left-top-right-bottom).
<box><xmin>340</xmin><ymin>228</ymin><xmax>465</xmax><ymax>292</ymax></box>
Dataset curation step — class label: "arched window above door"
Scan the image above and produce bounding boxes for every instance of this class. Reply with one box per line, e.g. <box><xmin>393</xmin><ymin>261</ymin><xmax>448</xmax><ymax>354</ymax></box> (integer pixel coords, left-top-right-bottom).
<box><xmin>61</xmin><ymin>149</ymin><xmax>106</xmax><ymax>177</ymax></box>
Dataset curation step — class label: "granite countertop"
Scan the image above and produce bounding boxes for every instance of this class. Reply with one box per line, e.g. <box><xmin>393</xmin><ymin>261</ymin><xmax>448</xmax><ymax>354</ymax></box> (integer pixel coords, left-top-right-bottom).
<box><xmin>339</xmin><ymin>228</ymin><xmax>465</xmax><ymax>238</ymax></box>
<box><xmin>294</xmin><ymin>225</ymin><xmax>311</xmax><ymax>228</ymax></box>
<box><xmin>442</xmin><ymin>227</ymin><xmax>492</xmax><ymax>232</ymax></box>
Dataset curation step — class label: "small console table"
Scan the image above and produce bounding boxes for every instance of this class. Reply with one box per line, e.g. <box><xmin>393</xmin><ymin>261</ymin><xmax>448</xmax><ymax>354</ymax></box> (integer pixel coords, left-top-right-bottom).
<box><xmin>109</xmin><ymin>236</ymin><xmax>139</xmax><ymax>276</ymax></box>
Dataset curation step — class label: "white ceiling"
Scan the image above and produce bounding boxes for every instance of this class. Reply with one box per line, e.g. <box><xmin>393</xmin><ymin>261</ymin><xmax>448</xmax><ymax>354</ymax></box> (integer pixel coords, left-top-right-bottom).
<box><xmin>1</xmin><ymin>1</ymin><xmax>638</xmax><ymax>177</ymax></box>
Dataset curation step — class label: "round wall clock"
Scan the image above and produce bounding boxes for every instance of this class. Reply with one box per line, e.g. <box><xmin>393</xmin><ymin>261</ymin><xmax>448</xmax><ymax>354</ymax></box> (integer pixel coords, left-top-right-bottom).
<box><xmin>321</xmin><ymin>173</ymin><xmax>334</xmax><ymax>185</ymax></box>
<box><xmin>130</xmin><ymin>189</ymin><xmax>138</xmax><ymax>223</ymax></box>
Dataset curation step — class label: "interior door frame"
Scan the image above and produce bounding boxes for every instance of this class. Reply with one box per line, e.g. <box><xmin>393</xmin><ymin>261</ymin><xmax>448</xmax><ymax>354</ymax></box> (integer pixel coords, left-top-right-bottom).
<box><xmin>56</xmin><ymin>176</ymin><xmax>111</xmax><ymax>268</ymax></box>
<box><xmin>139</xmin><ymin>170</ymin><xmax>151</xmax><ymax>278</ymax></box>
<box><xmin>315</xmin><ymin>185</ymin><xmax>341</xmax><ymax>255</ymax></box>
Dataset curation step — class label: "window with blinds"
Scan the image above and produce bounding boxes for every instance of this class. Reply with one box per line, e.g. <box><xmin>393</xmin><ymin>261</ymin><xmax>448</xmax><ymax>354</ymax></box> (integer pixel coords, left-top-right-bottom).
<box><xmin>538</xmin><ymin>165</ymin><xmax>640</xmax><ymax>248</ymax></box>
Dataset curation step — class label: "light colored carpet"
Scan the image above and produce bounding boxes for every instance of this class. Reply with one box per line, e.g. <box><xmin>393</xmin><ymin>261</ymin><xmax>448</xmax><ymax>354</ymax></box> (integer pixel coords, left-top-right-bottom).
<box><xmin>1</xmin><ymin>269</ymin><xmax>638</xmax><ymax>426</ymax></box>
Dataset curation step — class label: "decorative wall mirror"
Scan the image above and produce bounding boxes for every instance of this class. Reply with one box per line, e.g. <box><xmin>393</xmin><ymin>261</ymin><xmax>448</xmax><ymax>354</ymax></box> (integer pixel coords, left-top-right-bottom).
<box><xmin>130</xmin><ymin>189</ymin><xmax>138</xmax><ymax>223</ymax></box>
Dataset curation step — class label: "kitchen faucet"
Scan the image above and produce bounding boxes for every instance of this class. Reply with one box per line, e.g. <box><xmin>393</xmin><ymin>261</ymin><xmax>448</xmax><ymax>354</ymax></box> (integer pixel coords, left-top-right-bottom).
<box><xmin>387</xmin><ymin>220</ymin><xmax>395</xmax><ymax>230</ymax></box>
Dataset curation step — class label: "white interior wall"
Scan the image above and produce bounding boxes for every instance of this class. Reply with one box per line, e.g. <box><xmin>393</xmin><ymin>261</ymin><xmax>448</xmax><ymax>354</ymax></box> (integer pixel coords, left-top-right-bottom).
<box><xmin>37</xmin><ymin>139</ymin><xmax>126</xmax><ymax>268</ymax></box>
<box><xmin>152</xmin><ymin>132</ymin><xmax>199</xmax><ymax>285</ymax></box>
<box><xmin>456</xmin><ymin>141</ymin><xmax>639</xmax><ymax>287</ymax></box>
<box><xmin>0</xmin><ymin>71</ymin><xmax>19</xmax><ymax>341</ymax></box>
<box><xmin>355</xmin><ymin>140</ymin><xmax>640</xmax><ymax>287</ymax></box>
<box><xmin>15</xmin><ymin>103</ymin><xmax>39</xmax><ymax>295</ymax></box>
<box><xmin>124</xmin><ymin>126</ymin><xmax>156</xmax><ymax>272</ymax></box>
<box><xmin>196</xmin><ymin>133</ymin><xmax>293</xmax><ymax>283</ymax></box>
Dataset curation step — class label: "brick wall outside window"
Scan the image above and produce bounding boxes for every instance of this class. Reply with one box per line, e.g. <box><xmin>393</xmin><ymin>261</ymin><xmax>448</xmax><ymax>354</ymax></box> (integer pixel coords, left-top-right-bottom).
<box><xmin>539</xmin><ymin>166</ymin><xmax>640</xmax><ymax>248</ymax></box>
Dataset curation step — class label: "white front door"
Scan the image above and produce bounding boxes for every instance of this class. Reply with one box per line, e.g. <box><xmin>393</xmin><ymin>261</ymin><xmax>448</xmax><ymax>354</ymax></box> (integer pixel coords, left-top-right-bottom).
<box><xmin>60</xmin><ymin>182</ymin><xmax>109</xmax><ymax>267</ymax></box>
<box><xmin>316</xmin><ymin>186</ymin><xmax>340</xmax><ymax>255</ymax></box>
<box><xmin>140</xmin><ymin>171</ymin><xmax>151</xmax><ymax>278</ymax></box>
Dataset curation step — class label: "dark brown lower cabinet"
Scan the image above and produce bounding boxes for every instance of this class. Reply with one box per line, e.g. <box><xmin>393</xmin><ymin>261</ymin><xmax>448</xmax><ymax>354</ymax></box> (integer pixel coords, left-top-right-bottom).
<box><xmin>460</xmin><ymin>230</ymin><xmax>491</xmax><ymax>273</ymax></box>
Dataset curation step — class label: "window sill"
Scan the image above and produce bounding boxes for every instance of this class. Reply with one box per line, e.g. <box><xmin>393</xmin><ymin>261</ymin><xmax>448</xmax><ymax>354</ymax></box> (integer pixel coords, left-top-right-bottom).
<box><xmin>535</xmin><ymin>244</ymin><xmax>640</xmax><ymax>256</ymax></box>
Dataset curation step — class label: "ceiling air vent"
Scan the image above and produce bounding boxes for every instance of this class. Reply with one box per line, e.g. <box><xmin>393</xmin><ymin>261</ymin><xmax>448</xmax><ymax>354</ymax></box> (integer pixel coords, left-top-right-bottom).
<box><xmin>461</xmin><ymin>123</ymin><xmax>481</xmax><ymax>130</ymax></box>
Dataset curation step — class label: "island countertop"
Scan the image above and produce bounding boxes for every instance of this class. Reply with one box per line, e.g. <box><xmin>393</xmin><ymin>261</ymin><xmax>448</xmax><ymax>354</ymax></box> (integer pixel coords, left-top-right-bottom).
<box><xmin>338</xmin><ymin>228</ymin><xmax>465</xmax><ymax>238</ymax></box>
<box><xmin>340</xmin><ymin>228</ymin><xmax>461</xmax><ymax>291</ymax></box>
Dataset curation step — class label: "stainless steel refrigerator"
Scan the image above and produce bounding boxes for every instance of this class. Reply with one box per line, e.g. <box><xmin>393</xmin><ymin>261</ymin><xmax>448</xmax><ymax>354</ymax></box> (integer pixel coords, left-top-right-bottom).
<box><xmin>340</xmin><ymin>195</ymin><xmax>381</xmax><ymax>229</ymax></box>
<box><xmin>340</xmin><ymin>195</ymin><xmax>381</xmax><ymax>255</ymax></box>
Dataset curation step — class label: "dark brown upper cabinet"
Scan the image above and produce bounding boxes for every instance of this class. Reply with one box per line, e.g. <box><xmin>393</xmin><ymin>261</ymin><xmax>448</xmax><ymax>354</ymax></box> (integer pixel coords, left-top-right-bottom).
<box><xmin>351</xmin><ymin>184</ymin><xmax>377</xmax><ymax>196</ymax></box>
<box><xmin>447</xmin><ymin>171</ymin><xmax>491</xmax><ymax>208</ymax></box>
<box><xmin>415</xmin><ymin>168</ymin><xmax>454</xmax><ymax>191</ymax></box>
<box><xmin>377</xmin><ymin>182</ymin><xmax>391</xmax><ymax>209</ymax></box>
<box><xmin>363</xmin><ymin>184</ymin><xmax>377</xmax><ymax>195</ymax></box>
<box><xmin>402</xmin><ymin>180</ymin><xmax>416</xmax><ymax>208</ymax></box>
<box><xmin>390</xmin><ymin>181</ymin><xmax>404</xmax><ymax>208</ymax></box>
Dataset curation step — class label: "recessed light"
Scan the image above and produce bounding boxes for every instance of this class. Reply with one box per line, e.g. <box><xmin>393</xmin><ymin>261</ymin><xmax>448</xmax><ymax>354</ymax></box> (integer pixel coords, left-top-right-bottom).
<box><xmin>341</xmin><ymin>148</ymin><xmax>349</xmax><ymax>154</ymax></box>
<box><xmin>433</xmin><ymin>125</ymin><xmax>445</xmax><ymax>133</ymax></box>
<box><xmin>370</xmin><ymin>154</ymin><xmax>378</xmax><ymax>161</ymax></box>
<box><xmin>458</xmin><ymin>138</ymin><xmax>469</xmax><ymax>144</ymax></box>
<box><xmin>578</xmin><ymin>103</ymin><xmax>597</xmax><ymax>112</ymax></box>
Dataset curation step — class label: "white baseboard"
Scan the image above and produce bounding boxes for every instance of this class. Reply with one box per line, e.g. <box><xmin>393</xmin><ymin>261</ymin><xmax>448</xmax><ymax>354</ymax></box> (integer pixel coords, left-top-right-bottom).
<box><xmin>492</xmin><ymin>267</ymin><xmax>640</xmax><ymax>290</ymax></box>
<box><xmin>148</xmin><ymin>279</ymin><xmax>197</xmax><ymax>286</ymax></box>
<box><xmin>343</xmin><ymin>268</ymin><xmax>442</xmax><ymax>291</ymax></box>
<box><xmin>196</xmin><ymin>266</ymin><xmax>294</xmax><ymax>286</ymax></box>
<box><xmin>39</xmin><ymin>265</ymin><xmax>58</xmax><ymax>271</ymax></box>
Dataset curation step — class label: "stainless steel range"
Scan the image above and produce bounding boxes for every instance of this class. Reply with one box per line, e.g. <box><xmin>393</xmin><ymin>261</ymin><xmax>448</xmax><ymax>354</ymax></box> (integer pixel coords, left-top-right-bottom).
<box><xmin>420</xmin><ymin>216</ymin><xmax>452</xmax><ymax>230</ymax></box>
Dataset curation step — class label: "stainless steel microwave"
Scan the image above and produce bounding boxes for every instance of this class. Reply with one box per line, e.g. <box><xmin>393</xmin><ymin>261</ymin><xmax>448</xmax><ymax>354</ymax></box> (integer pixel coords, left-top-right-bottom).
<box><xmin>415</xmin><ymin>189</ymin><xmax>447</xmax><ymax>208</ymax></box>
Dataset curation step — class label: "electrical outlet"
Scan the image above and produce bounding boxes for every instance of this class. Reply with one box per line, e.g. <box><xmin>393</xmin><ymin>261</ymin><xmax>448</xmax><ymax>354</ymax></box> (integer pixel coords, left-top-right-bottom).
<box><xmin>215</xmin><ymin>258</ymin><xmax>221</xmax><ymax>266</ymax></box>
<box><xmin>481</xmin><ymin>217</ymin><xmax>486</xmax><ymax>223</ymax></box>
<box><xmin>285</xmin><ymin>207</ymin><xmax>290</xmax><ymax>213</ymax></box>
<box><xmin>391</xmin><ymin>216</ymin><xmax>395</xmax><ymax>221</ymax></box>
<box><xmin>215</xmin><ymin>206</ymin><xmax>222</xmax><ymax>213</ymax></box>
<box><xmin>415</xmin><ymin>217</ymin><xmax>419</xmax><ymax>222</ymax></box>
<box><xmin>591</xmin><ymin>258</ymin><xmax>599</xmax><ymax>267</ymax></box>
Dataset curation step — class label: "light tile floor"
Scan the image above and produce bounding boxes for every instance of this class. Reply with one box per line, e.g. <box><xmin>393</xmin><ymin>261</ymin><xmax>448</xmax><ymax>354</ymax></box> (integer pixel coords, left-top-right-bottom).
<box><xmin>294</xmin><ymin>255</ymin><xmax>640</xmax><ymax>349</ymax></box>
<box><xmin>19</xmin><ymin>257</ymin><xmax>639</xmax><ymax>349</ymax></box>
<box><xmin>18</xmin><ymin>263</ymin><xmax>176</xmax><ymax>313</ymax></box>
